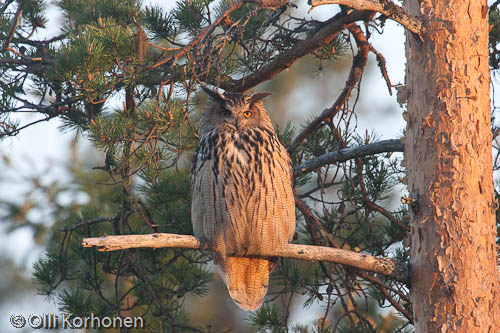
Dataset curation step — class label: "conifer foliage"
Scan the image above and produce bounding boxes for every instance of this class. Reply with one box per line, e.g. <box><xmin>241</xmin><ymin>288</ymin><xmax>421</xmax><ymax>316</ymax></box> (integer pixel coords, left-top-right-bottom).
<box><xmin>1</xmin><ymin>0</ymin><xmax>499</xmax><ymax>331</ymax></box>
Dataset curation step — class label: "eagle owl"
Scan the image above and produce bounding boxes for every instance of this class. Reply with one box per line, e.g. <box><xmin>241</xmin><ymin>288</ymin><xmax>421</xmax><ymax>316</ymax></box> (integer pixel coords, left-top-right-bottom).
<box><xmin>191</xmin><ymin>87</ymin><xmax>296</xmax><ymax>311</ymax></box>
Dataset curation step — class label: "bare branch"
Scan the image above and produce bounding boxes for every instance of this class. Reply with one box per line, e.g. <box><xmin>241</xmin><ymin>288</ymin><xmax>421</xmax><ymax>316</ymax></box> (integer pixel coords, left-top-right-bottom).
<box><xmin>293</xmin><ymin>139</ymin><xmax>403</xmax><ymax>177</ymax></box>
<box><xmin>309</xmin><ymin>0</ymin><xmax>422</xmax><ymax>36</ymax></box>
<box><xmin>0</xmin><ymin>57</ymin><xmax>38</xmax><ymax>65</ymax></box>
<box><xmin>369</xmin><ymin>44</ymin><xmax>392</xmax><ymax>96</ymax></box>
<box><xmin>82</xmin><ymin>233</ymin><xmax>408</xmax><ymax>282</ymax></box>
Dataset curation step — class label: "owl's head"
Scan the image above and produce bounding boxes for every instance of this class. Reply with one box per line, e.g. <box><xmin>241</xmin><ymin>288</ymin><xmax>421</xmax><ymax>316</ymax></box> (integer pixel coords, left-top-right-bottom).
<box><xmin>198</xmin><ymin>86</ymin><xmax>274</xmax><ymax>137</ymax></box>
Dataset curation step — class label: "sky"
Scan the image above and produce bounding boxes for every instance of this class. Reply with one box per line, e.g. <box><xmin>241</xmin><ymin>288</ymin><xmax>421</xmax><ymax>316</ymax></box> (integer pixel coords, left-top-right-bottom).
<box><xmin>0</xmin><ymin>1</ymin><xmax>407</xmax><ymax>331</ymax></box>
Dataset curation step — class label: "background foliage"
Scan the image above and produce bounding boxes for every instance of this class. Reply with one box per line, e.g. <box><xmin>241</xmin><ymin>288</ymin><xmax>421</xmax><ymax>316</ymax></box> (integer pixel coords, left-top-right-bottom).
<box><xmin>1</xmin><ymin>0</ymin><xmax>500</xmax><ymax>331</ymax></box>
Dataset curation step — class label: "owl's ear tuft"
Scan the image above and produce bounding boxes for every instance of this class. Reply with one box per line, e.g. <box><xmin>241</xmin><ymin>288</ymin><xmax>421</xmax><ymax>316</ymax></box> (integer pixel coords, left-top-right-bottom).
<box><xmin>201</xmin><ymin>85</ymin><xmax>225</xmax><ymax>103</ymax></box>
<box><xmin>249</xmin><ymin>92</ymin><xmax>272</xmax><ymax>104</ymax></box>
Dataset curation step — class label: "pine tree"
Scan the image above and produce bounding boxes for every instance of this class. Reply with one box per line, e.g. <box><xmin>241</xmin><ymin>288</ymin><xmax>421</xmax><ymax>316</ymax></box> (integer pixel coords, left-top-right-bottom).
<box><xmin>1</xmin><ymin>0</ymin><xmax>499</xmax><ymax>331</ymax></box>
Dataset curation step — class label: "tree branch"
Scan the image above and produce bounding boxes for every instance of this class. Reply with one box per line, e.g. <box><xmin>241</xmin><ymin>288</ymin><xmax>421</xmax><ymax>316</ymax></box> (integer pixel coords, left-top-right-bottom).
<box><xmin>292</xmin><ymin>139</ymin><xmax>403</xmax><ymax>177</ymax></box>
<box><xmin>0</xmin><ymin>0</ymin><xmax>16</xmax><ymax>14</ymax></box>
<box><xmin>82</xmin><ymin>233</ymin><xmax>407</xmax><ymax>283</ymax></box>
<box><xmin>148</xmin><ymin>9</ymin><xmax>373</xmax><ymax>92</ymax></box>
<box><xmin>309</xmin><ymin>0</ymin><xmax>422</xmax><ymax>36</ymax></box>
<box><xmin>0</xmin><ymin>115</ymin><xmax>57</xmax><ymax>138</ymax></box>
<box><xmin>0</xmin><ymin>56</ymin><xmax>42</xmax><ymax>65</ymax></box>
<box><xmin>224</xmin><ymin>10</ymin><xmax>374</xmax><ymax>92</ymax></box>
<box><xmin>362</xmin><ymin>195</ymin><xmax>410</xmax><ymax>231</ymax></box>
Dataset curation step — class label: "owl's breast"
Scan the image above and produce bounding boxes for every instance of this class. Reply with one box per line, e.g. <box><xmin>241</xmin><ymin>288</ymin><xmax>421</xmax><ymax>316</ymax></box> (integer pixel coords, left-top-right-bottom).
<box><xmin>191</xmin><ymin>125</ymin><xmax>295</xmax><ymax>254</ymax></box>
<box><xmin>225</xmin><ymin>128</ymin><xmax>271</xmax><ymax>162</ymax></box>
<box><xmin>193</xmin><ymin>127</ymin><xmax>289</xmax><ymax>189</ymax></box>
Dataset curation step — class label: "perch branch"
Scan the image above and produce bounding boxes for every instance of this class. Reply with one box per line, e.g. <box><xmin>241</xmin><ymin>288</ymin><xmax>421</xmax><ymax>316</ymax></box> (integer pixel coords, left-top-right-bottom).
<box><xmin>82</xmin><ymin>233</ymin><xmax>408</xmax><ymax>282</ymax></box>
<box><xmin>309</xmin><ymin>0</ymin><xmax>422</xmax><ymax>36</ymax></box>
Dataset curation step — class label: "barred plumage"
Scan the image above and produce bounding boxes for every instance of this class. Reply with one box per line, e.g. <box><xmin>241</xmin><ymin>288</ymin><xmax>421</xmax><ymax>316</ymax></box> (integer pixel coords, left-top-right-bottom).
<box><xmin>191</xmin><ymin>88</ymin><xmax>296</xmax><ymax>311</ymax></box>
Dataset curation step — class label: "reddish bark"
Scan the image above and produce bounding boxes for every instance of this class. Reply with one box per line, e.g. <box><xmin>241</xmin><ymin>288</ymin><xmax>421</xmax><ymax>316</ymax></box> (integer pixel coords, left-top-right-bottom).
<box><xmin>405</xmin><ymin>1</ymin><xmax>500</xmax><ymax>331</ymax></box>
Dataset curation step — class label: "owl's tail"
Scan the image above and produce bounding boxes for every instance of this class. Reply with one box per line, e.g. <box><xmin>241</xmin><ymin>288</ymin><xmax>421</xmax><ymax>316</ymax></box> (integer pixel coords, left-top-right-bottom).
<box><xmin>223</xmin><ymin>256</ymin><xmax>273</xmax><ymax>311</ymax></box>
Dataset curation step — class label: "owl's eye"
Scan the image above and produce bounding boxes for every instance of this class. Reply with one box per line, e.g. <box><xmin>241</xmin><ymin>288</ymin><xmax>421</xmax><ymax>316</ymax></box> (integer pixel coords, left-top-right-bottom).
<box><xmin>222</xmin><ymin>109</ymin><xmax>232</xmax><ymax>117</ymax></box>
<box><xmin>242</xmin><ymin>111</ymin><xmax>253</xmax><ymax>118</ymax></box>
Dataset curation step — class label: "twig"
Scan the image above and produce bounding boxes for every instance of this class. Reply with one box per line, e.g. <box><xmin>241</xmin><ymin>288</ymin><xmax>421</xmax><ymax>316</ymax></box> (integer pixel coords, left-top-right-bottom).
<box><xmin>0</xmin><ymin>115</ymin><xmax>57</xmax><ymax>138</ymax></box>
<box><xmin>309</xmin><ymin>0</ymin><xmax>422</xmax><ymax>36</ymax></box>
<box><xmin>63</xmin><ymin>214</ymin><xmax>121</xmax><ymax>232</ymax></box>
<box><xmin>295</xmin><ymin>195</ymin><xmax>339</xmax><ymax>247</ymax></box>
<box><xmin>491</xmin><ymin>1</ymin><xmax>500</xmax><ymax>12</ymax></box>
<box><xmin>363</xmin><ymin>197</ymin><xmax>410</xmax><ymax>232</ymax></box>
<box><xmin>358</xmin><ymin>271</ymin><xmax>412</xmax><ymax>322</ymax></box>
<box><xmin>293</xmin><ymin>139</ymin><xmax>403</xmax><ymax>177</ymax></box>
<box><xmin>82</xmin><ymin>233</ymin><xmax>408</xmax><ymax>282</ymax></box>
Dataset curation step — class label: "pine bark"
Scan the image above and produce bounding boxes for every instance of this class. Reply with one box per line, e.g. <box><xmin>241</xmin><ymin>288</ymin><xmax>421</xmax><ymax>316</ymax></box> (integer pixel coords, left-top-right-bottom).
<box><xmin>404</xmin><ymin>1</ymin><xmax>500</xmax><ymax>331</ymax></box>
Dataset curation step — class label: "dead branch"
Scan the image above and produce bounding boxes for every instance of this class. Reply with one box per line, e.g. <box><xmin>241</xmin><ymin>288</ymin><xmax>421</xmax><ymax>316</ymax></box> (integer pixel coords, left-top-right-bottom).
<box><xmin>309</xmin><ymin>0</ymin><xmax>422</xmax><ymax>36</ymax></box>
<box><xmin>82</xmin><ymin>233</ymin><xmax>408</xmax><ymax>282</ymax></box>
<box><xmin>369</xmin><ymin>45</ymin><xmax>392</xmax><ymax>95</ymax></box>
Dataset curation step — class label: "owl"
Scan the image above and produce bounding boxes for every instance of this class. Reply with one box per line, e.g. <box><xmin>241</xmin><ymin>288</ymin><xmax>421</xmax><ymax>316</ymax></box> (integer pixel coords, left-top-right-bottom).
<box><xmin>191</xmin><ymin>87</ymin><xmax>296</xmax><ymax>311</ymax></box>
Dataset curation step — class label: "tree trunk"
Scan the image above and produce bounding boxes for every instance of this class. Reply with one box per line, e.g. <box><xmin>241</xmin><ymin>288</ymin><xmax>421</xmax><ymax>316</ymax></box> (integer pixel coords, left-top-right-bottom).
<box><xmin>404</xmin><ymin>1</ymin><xmax>500</xmax><ymax>331</ymax></box>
